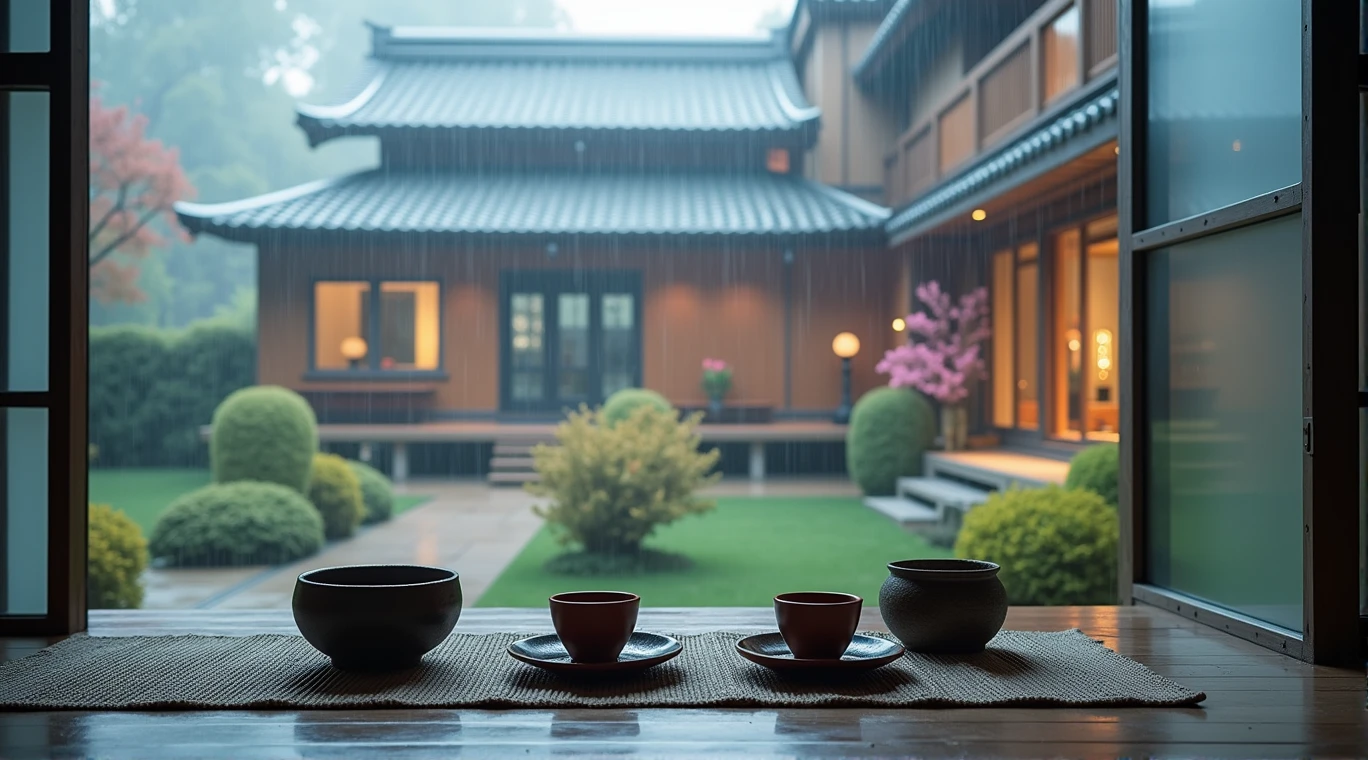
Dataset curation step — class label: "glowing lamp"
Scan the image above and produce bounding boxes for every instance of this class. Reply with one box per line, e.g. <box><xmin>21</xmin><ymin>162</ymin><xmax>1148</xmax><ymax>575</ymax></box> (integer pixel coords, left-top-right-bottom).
<box><xmin>832</xmin><ymin>332</ymin><xmax>861</xmax><ymax>359</ymax></box>
<box><xmin>891</xmin><ymin>318</ymin><xmax>906</xmax><ymax>333</ymax></box>
<box><xmin>1094</xmin><ymin>329</ymin><xmax>1113</xmax><ymax>381</ymax></box>
<box><xmin>971</xmin><ymin>208</ymin><xmax>987</xmax><ymax>222</ymax></box>
<box><xmin>832</xmin><ymin>332</ymin><xmax>860</xmax><ymax>423</ymax></box>
<box><xmin>340</xmin><ymin>336</ymin><xmax>368</xmax><ymax>369</ymax></box>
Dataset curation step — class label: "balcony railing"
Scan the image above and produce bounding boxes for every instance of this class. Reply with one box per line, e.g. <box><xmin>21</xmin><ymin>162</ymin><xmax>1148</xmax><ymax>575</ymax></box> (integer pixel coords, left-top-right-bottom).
<box><xmin>883</xmin><ymin>0</ymin><xmax>1118</xmax><ymax>208</ymax></box>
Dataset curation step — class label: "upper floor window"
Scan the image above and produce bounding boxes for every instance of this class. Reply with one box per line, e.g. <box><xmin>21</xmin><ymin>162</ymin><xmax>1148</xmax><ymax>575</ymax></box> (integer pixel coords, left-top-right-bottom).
<box><xmin>1043</xmin><ymin>4</ymin><xmax>1082</xmax><ymax>104</ymax></box>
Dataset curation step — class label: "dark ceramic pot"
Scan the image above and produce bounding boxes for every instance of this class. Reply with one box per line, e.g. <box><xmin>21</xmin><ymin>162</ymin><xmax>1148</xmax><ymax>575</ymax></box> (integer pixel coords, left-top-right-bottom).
<box><xmin>878</xmin><ymin>559</ymin><xmax>1007</xmax><ymax>653</ymax></box>
<box><xmin>292</xmin><ymin>564</ymin><xmax>462</xmax><ymax>671</ymax></box>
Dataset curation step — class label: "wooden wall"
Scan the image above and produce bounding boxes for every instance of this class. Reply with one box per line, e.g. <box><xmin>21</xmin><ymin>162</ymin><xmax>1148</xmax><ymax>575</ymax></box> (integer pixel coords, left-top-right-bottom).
<box><xmin>257</xmin><ymin>243</ymin><xmax>899</xmax><ymax>414</ymax></box>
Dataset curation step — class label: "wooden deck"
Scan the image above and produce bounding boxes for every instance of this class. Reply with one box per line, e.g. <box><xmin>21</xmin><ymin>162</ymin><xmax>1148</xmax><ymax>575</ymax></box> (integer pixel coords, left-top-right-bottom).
<box><xmin>1</xmin><ymin>606</ymin><xmax>1363</xmax><ymax>757</ymax></box>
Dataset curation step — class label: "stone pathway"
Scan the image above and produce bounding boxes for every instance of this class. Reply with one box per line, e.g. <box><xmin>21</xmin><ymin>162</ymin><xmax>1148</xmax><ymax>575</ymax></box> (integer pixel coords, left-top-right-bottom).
<box><xmin>138</xmin><ymin>477</ymin><xmax>859</xmax><ymax>610</ymax></box>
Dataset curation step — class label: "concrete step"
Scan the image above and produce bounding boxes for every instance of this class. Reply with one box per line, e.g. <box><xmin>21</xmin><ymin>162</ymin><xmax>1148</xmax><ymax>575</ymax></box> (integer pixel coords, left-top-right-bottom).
<box><xmin>863</xmin><ymin>496</ymin><xmax>940</xmax><ymax>524</ymax></box>
<box><xmin>897</xmin><ymin>476</ymin><xmax>991</xmax><ymax>510</ymax></box>
<box><xmin>489</xmin><ymin>456</ymin><xmax>536</xmax><ymax>471</ymax></box>
<box><xmin>488</xmin><ymin>471</ymin><xmax>540</xmax><ymax>487</ymax></box>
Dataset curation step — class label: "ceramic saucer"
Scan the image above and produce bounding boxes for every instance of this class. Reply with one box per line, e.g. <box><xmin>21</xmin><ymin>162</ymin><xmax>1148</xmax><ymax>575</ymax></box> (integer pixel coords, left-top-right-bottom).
<box><xmin>508</xmin><ymin>631</ymin><xmax>682</xmax><ymax>673</ymax></box>
<box><xmin>734</xmin><ymin>632</ymin><xmax>904</xmax><ymax>671</ymax></box>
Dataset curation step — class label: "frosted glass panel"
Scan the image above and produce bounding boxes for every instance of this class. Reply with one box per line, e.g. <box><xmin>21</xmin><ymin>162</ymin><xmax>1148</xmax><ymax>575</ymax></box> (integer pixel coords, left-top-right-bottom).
<box><xmin>4</xmin><ymin>408</ymin><xmax>48</xmax><ymax>615</ymax></box>
<box><xmin>1146</xmin><ymin>216</ymin><xmax>1302</xmax><ymax>631</ymax></box>
<box><xmin>7</xmin><ymin>92</ymin><xmax>49</xmax><ymax>391</ymax></box>
<box><xmin>1146</xmin><ymin>0</ymin><xmax>1301</xmax><ymax>225</ymax></box>
<box><xmin>7</xmin><ymin>0</ymin><xmax>49</xmax><ymax>52</ymax></box>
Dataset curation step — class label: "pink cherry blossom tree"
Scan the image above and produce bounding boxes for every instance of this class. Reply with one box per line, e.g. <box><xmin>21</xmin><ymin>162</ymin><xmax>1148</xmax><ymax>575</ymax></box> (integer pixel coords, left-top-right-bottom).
<box><xmin>876</xmin><ymin>282</ymin><xmax>991</xmax><ymax>406</ymax></box>
<box><xmin>89</xmin><ymin>92</ymin><xmax>196</xmax><ymax>303</ymax></box>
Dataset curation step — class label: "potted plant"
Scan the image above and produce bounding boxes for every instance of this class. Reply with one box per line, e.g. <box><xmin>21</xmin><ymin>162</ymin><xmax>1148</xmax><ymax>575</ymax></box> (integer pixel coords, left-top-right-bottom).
<box><xmin>701</xmin><ymin>358</ymin><xmax>733</xmax><ymax>418</ymax></box>
<box><xmin>875</xmin><ymin>282</ymin><xmax>990</xmax><ymax>451</ymax></box>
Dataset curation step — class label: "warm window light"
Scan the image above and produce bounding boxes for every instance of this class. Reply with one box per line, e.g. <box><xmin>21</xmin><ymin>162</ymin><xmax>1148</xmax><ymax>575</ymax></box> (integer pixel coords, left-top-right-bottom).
<box><xmin>767</xmin><ymin>148</ymin><xmax>790</xmax><ymax>174</ymax></box>
<box><xmin>892</xmin><ymin>317</ymin><xmax>906</xmax><ymax>332</ymax></box>
<box><xmin>971</xmin><ymin>208</ymin><xmax>987</xmax><ymax>222</ymax></box>
<box><xmin>1095</xmin><ymin>329</ymin><xmax>1113</xmax><ymax>380</ymax></box>
<box><xmin>1114</xmin><ymin>145</ymin><xmax>1120</xmax><ymax>155</ymax></box>
<box><xmin>340</xmin><ymin>336</ymin><xmax>368</xmax><ymax>361</ymax></box>
<box><xmin>1066</xmin><ymin>328</ymin><xmax>1081</xmax><ymax>353</ymax></box>
<box><xmin>832</xmin><ymin>332</ymin><xmax>860</xmax><ymax>359</ymax></box>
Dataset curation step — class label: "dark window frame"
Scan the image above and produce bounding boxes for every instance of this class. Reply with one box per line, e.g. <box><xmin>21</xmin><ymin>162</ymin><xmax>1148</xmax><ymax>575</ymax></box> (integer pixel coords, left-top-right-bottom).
<box><xmin>304</xmin><ymin>277</ymin><xmax>447</xmax><ymax>382</ymax></box>
<box><xmin>0</xmin><ymin>0</ymin><xmax>89</xmax><ymax>636</ymax></box>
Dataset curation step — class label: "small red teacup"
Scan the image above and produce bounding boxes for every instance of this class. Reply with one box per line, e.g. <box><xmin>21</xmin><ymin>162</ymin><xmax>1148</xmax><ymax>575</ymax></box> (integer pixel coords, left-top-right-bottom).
<box><xmin>549</xmin><ymin>591</ymin><xmax>640</xmax><ymax>663</ymax></box>
<box><xmin>774</xmin><ymin>591</ymin><xmax>862</xmax><ymax>660</ymax></box>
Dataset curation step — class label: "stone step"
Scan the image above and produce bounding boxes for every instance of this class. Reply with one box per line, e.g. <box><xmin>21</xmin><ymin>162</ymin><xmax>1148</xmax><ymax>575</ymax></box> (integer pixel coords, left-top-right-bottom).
<box><xmin>863</xmin><ymin>496</ymin><xmax>940</xmax><ymax>524</ymax></box>
<box><xmin>489</xmin><ymin>456</ymin><xmax>536</xmax><ymax>471</ymax></box>
<box><xmin>896</xmin><ymin>476</ymin><xmax>991</xmax><ymax>510</ymax></box>
<box><xmin>487</xmin><ymin>471</ymin><xmax>540</xmax><ymax>487</ymax></box>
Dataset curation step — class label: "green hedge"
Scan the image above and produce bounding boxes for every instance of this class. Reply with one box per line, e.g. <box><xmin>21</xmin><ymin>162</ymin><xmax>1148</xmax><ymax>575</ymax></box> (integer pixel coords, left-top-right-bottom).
<box><xmin>149</xmin><ymin>481</ymin><xmax>325</xmax><ymax>567</ymax></box>
<box><xmin>1065</xmin><ymin>443</ymin><xmax>1120</xmax><ymax>506</ymax></box>
<box><xmin>89</xmin><ymin>320</ymin><xmax>255</xmax><ymax>467</ymax></box>
<box><xmin>349</xmin><ymin>460</ymin><xmax>395</xmax><ymax>524</ymax></box>
<box><xmin>211</xmin><ymin>386</ymin><xmax>318</xmax><ymax>493</ymax></box>
<box><xmin>954</xmin><ymin>486</ymin><xmax>1118</xmax><ymax>605</ymax></box>
<box><xmin>88</xmin><ymin>503</ymin><xmax>148</xmax><ymax>609</ymax></box>
<box><xmin>845</xmin><ymin>387</ymin><xmax>937</xmax><ymax>496</ymax></box>
<box><xmin>307</xmin><ymin>453</ymin><xmax>364</xmax><ymax>540</ymax></box>
<box><xmin>600</xmin><ymin>388</ymin><xmax>673</xmax><ymax>427</ymax></box>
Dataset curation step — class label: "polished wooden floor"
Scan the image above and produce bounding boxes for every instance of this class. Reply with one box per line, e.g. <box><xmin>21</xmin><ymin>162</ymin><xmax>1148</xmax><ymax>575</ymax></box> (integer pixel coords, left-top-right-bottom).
<box><xmin>0</xmin><ymin>606</ymin><xmax>1363</xmax><ymax>758</ymax></box>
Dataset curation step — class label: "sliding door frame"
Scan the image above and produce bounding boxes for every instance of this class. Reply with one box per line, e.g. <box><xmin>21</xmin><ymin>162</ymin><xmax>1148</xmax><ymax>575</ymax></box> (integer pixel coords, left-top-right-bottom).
<box><xmin>1118</xmin><ymin>0</ymin><xmax>1361</xmax><ymax>666</ymax></box>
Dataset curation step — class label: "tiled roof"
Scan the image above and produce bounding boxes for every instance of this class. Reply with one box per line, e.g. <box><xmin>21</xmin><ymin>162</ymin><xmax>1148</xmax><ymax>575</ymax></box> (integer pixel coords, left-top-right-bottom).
<box><xmin>802</xmin><ymin>0</ymin><xmax>899</xmax><ymax>21</ymax></box>
<box><xmin>853</xmin><ymin>0</ymin><xmax>917</xmax><ymax>80</ymax></box>
<box><xmin>887</xmin><ymin>85</ymin><xmax>1119</xmax><ymax>243</ymax></box>
<box><xmin>177</xmin><ymin>170</ymin><xmax>889</xmax><ymax>242</ymax></box>
<box><xmin>296</xmin><ymin>26</ymin><xmax>819</xmax><ymax>147</ymax></box>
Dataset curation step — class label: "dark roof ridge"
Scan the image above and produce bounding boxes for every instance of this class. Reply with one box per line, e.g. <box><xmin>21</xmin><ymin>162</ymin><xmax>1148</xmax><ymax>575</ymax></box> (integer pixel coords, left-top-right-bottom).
<box><xmin>366</xmin><ymin>22</ymin><xmax>792</xmax><ymax>63</ymax></box>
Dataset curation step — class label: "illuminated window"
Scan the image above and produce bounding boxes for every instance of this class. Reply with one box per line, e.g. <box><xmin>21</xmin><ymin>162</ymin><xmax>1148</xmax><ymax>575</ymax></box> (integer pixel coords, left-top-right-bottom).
<box><xmin>1043</xmin><ymin>5</ymin><xmax>1081</xmax><ymax>104</ymax></box>
<box><xmin>766</xmin><ymin>147</ymin><xmax>790</xmax><ymax>174</ymax></box>
<box><xmin>314</xmin><ymin>280</ymin><xmax>440</xmax><ymax>372</ymax></box>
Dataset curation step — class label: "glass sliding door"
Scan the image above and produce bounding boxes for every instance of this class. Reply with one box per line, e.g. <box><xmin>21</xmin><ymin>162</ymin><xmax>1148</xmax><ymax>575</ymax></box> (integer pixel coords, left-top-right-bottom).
<box><xmin>1120</xmin><ymin>0</ymin><xmax>1360</xmax><ymax>663</ymax></box>
<box><xmin>500</xmin><ymin>271</ymin><xmax>641</xmax><ymax>414</ymax></box>
<box><xmin>0</xmin><ymin>0</ymin><xmax>86</xmax><ymax>634</ymax></box>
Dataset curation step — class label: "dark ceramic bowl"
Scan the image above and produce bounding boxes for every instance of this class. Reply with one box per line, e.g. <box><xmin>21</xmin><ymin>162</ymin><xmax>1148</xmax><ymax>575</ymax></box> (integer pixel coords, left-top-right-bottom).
<box><xmin>773</xmin><ymin>591</ymin><xmax>863</xmax><ymax>660</ymax></box>
<box><xmin>549</xmin><ymin>591</ymin><xmax>640</xmax><ymax>663</ymax></box>
<box><xmin>878</xmin><ymin>558</ymin><xmax>1007</xmax><ymax>653</ymax></box>
<box><xmin>292</xmin><ymin>564</ymin><xmax>462</xmax><ymax>671</ymax></box>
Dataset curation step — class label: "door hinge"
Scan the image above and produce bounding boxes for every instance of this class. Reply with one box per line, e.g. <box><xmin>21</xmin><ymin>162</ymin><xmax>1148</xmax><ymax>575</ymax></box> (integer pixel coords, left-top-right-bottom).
<box><xmin>1302</xmin><ymin>417</ymin><xmax>1313</xmax><ymax>454</ymax></box>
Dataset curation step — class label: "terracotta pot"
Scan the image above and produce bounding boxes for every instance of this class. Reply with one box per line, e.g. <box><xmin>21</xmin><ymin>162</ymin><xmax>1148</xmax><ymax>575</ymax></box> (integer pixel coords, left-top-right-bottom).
<box><xmin>878</xmin><ymin>559</ymin><xmax>1007</xmax><ymax>653</ymax></box>
<box><xmin>773</xmin><ymin>591</ymin><xmax>862</xmax><ymax>659</ymax></box>
<box><xmin>549</xmin><ymin>591</ymin><xmax>640</xmax><ymax>663</ymax></box>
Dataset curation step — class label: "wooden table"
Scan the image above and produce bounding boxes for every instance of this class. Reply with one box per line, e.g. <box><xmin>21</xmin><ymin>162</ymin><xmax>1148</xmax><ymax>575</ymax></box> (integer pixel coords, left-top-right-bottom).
<box><xmin>1</xmin><ymin>606</ymin><xmax>1363</xmax><ymax>758</ymax></box>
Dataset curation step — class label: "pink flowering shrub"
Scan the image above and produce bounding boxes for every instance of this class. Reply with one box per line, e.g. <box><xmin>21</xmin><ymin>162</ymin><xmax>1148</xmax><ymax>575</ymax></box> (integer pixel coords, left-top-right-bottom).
<box><xmin>701</xmin><ymin>358</ymin><xmax>732</xmax><ymax>400</ymax></box>
<box><xmin>876</xmin><ymin>282</ymin><xmax>990</xmax><ymax>405</ymax></box>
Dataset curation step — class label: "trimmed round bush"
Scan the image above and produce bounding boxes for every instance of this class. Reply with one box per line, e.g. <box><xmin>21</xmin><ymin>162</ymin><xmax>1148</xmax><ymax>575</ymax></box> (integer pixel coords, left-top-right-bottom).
<box><xmin>600</xmin><ymin>388</ymin><xmax>673</xmax><ymax>428</ymax></box>
<box><xmin>1065</xmin><ymin>443</ymin><xmax>1119</xmax><ymax>506</ymax></box>
<box><xmin>149</xmin><ymin>482</ymin><xmax>325</xmax><ymax>567</ymax></box>
<box><xmin>349</xmin><ymin>460</ymin><xmax>395</xmax><ymax>525</ymax></box>
<box><xmin>954</xmin><ymin>486</ymin><xmax>1118</xmax><ymax>605</ymax></box>
<box><xmin>308</xmin><ymin>453</ymin><xmax>365</xmax><ymax>540</ymax></box>
<box><xmin>210</xmin><ymin>385</ymin><xmax>317</xmax><ymax>492</ymax></box>
<box><xmin>88</xmin><ymin>503</ymin><xmax>148</xmax><ymax>609</ymax></box>
<box><xmin>845</xmin><ymin>387</ymin><xmax>937</xmax><ymax>496</ymax></box>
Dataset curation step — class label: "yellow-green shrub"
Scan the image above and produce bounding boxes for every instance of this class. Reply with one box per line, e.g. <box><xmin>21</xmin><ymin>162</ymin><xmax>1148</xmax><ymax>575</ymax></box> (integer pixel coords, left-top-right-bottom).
<box><xmin>150</xmin><ymin>482</ymin><xmax>324</xmax><ymax>567</ymax></box>
<box><xmin>210</xmin><ymin>385</ymin><xmax>317</xmax><ymax>492</ymax></box>
<box><xmin>1064</xmin><ymin>443</ymin><xmax>1119</xmax><ymax>506</ymax></box>
<box><xmin>348</xmin><ymin>460</ymin><xmax>395</xmax><ymax>524</ymax></box>
<box><xmin>954</xmin><ymin>486</ymin><xmax>1118</xmax><ymax>605</ymax></box>
<box><xmin>307</xmin><ymin>453</ymin><xmax>365</xmax><ymax>540</ymax></box>
<box><xmin>88</xmin><ymin>503</ymin><xmax>148</xmax><ymax>609</ymax></box>
<box><xmin>528</xmin><ymin>405</ymin><xmax>720</xmax><ymax>554</ymax></box>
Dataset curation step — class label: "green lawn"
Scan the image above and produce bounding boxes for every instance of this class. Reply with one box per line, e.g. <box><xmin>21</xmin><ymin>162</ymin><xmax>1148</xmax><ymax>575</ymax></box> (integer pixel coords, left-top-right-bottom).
<box><xmin>89</xmin><ymin>468</ymin><xmax>429</xmax><ymax>536</ymax></box>
<box><xmin>476</xmin><ymin>497</ymin><xmax>954</xmax><ymax>607</ymax></box>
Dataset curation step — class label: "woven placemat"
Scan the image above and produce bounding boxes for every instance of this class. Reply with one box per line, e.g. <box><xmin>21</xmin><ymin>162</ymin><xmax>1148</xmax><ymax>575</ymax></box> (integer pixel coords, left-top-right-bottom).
<box><xmin>0</xmin><ymin>630</ymin><xmax>1204</xmax><ymax>710</ymax></box>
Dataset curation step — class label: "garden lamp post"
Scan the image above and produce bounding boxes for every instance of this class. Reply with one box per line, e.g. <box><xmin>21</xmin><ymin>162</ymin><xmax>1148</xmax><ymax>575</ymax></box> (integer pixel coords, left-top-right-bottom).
<box><xmin>340</xmin><ymin>336</ymin><xmax>368</xmax><ymax>370</ymax></box>
<box><xmin>831</xmin><ymin>332</ymin><xmax>860</xmax><ymax>424</ymax></box>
